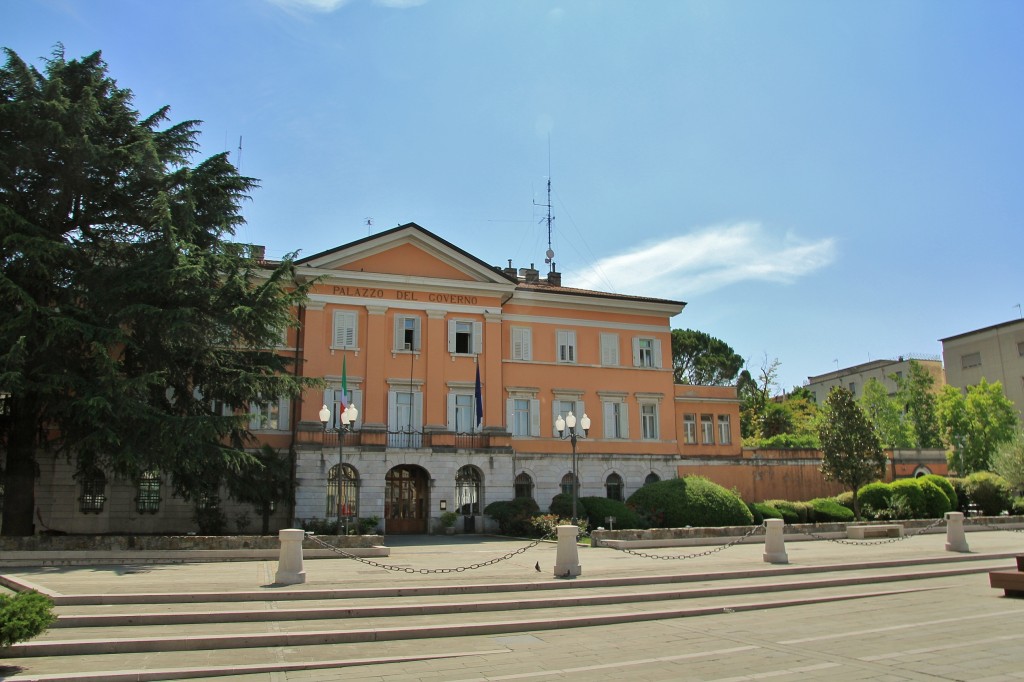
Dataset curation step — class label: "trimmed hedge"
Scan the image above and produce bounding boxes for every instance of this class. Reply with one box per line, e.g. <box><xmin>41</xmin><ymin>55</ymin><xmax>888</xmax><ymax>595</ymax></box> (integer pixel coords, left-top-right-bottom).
<box><xmin>856</xmin><ymin>482</ymin><xmax>892</xmax><ymax>519</ymax></box>
<box><xmin>549</xmin><ymin>493</ymin><xmax>588</xmax><ymax>521</ymax></box>
<box><xmin>917</xmin><ymin>478</ymin><xmax>952</xmax><ymax>518</ymax></box>
<box><xmin>964</xmin><ymin>472</ymin><xmax>1012</xmax><ymax>516</ymax></box>
<box><xmin>889</xmin><ymin>479</ymin><xmax>927</xmax><ymax>519</ymax></box>
<box><xmin>626</xmin><ymin>476</ymin><xmax>754</xmax><ymax>528</ymax></box>
<box><xmin>948</xmin><ymin>477</ymin><xmax>970</xmax><ymax>513</ymax></box>
<box><xmin>579</xmin><ymin>497</ymin><xmax>644</xmax><ymax>530</ymax></box>
<box><xmin>807</xmin><ymin>497</ymin><xmax>855</xmax><ymax>522</ymax></box>
<box><xmin>920</xmin><ymin>474</ymin><xmax>958</xmax><ymax>511</ymax></box>
<box><xmin>484</xmin><ymin>497</ymin><xmax>540</xmax><ymax>536</ymax></box>
<box><xmin>747</xmin><ymin>502</ymin><xmax>783</xmax><ymax>524</ymax></box>
<box><xmin>763</xmin><ymin>499</ymin><xmax>811</xmax><ymax>523</ymax></box>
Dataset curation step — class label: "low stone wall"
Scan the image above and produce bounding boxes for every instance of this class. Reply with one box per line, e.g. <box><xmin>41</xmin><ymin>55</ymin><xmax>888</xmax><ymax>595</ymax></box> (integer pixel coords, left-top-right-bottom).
<box><xmin>0</xmin><ymin>533</ymin><xmax>383</xmax><ymax>552</ymax></box>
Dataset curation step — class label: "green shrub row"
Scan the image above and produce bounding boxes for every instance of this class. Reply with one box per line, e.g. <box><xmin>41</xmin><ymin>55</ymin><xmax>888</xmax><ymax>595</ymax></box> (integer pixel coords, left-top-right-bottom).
<box><xmin>855</xmin><ymin>472</ymin><xmax>1015</xmax><ymax>520</ymax></box>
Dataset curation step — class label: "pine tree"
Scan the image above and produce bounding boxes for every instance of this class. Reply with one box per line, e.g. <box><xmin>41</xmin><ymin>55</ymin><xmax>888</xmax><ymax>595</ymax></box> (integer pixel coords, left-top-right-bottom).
<box><xmin>0</xmin><ymin>47</ymin><xmax>319</xmax><ymax>535</ymax></box>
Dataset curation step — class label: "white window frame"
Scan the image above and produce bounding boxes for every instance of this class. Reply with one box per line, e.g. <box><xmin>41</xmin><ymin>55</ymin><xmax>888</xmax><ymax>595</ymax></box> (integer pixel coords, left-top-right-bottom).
<box><xmin>249</xmin><ymin>396</ymin><xmax>290</xmax><ymax>431</ymax></box>
<box><xmin>683</xmin><ymin>413</ymin><xmax>697</xmax><ymax>444</ymax></box>
<box><xmin>556</xmin><ymin>330</ymin><xmax>577</xmax><ymax>364</ymax></box>
<box><xmin>447</xmin><ymin>391</ymin><xmax>478</xmax><ymax>433</ymax></box>
<box><xmin>506</xmin><ymin>394</ymin><xmax>541</xmax><ymax>437</ymax></box>
<box><xmin>632</xmin><ymin>337</ymin><xmax>662</xmax><ymax>368</ymax></box>
<box><xmin>332</xmin><ymin>310</ymin><xmax>358</xmax><ymax>350</ymax></box>
<box><xmin>551</xmin><ymin>395</ymin><xmax>585</xmax><ymax>437</ymax></box>
<box><xmin>601</xmin><ymin>396</ymin><xmax>629</xmax><ymax>439</ymax></box>
<box><xmin>511</xmin><ymin>326</ymin><xmax>532</xmax><ymax>361</ymax></box>
<box><xmin>394</xmin><ymin>314</ymin><xmax>421</xmax><ymax>352</ymax></box>
<box><xmin>322</xmin><ymin>387</ymin><xmax>363</xmax><ymax>430</ymax></box>
<box><xmin>640</xmin><ymin>402</ymin><xmax>659</xmax><ymax>441</ymax></box>
<box><xmin>701</xmin><ymin>414</ymin><xmax>714</xmax><ymax>445</ymax></box>
<box><xmin>448</xmin><ymin>319</ymin><xmax>483</xmax><ymax>355</ymax></box>
<box><xmin>961</xmin><ymin>351</ymin><xmax>982</xmax><ymax>369</ymax></box>
<box><xmin>600</xmin><ymin>332</ymin><xmax>620</xmax><ymax>366</ymax></box>
<box><xmin>717</xmin><ymin>414</ymin><xmax>732</xmax><ymax>445</ymax></box>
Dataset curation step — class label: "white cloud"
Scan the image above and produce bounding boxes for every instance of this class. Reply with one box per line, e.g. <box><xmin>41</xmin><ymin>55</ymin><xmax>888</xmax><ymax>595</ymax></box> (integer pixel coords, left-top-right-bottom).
<box><xmin>266</xmin><ymin>0</ymin><xmax>352</xmax><ymax>12</ymax></box>
<box><xmin>374</xmin><ymin>0</ymin><xmax>428</xmax><ymax>7</ymax></box>
<box><xmin>566</xmin><ymin>222</ymin><xmax>836</xmax><ymax>300</ymax></box>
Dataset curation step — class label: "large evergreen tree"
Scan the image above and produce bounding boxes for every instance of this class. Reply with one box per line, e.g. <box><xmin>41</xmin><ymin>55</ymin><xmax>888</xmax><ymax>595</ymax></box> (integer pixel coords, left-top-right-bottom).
<box><xmin>0</xmin><ymin>47</ymin><xmax>318</xmax><ymax>535</ymax></box>
<box><xmin>892</xmin><ymin>360</ymin><xmax>941</xmax><ymax>449</ymax></box>
<box><xmin>819</xmin><ymin>386</ymin><xmax>886</xmax><ymax>520</ymax></box>
<box><xmin>671</xmin><ymin>329</ymin><xmax>744</xmax><ymax>386</ymax></box>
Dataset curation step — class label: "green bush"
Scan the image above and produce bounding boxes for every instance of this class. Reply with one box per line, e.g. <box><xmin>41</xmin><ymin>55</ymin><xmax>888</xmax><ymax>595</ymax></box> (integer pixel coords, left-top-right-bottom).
<box><xmin>807</xmin><ymin>498</ymin><xmax>855</xmax><ymax>522</ymax></box>
<box><xmin>948</xmin><ymin>477</ymin><xmax>969</xmax><ymax>513</ymax></box>
<box><xmin>964</xmin><ymin>472</ymin><xmax>1012</xmax><ymax>516</ymax></box>
<box><xmin>549</xmin><ymin>493</ymin><xmax>588</xmax><ymax>521</ymax></box>
<box><xmin>485</xmin><ymin>497</ymin><xmax>540</xmax><ymax>536</ymax></box>
<box><xmin>627</xmin><ymin>477</ymin><xmax>754</xmax><ymax>528</ymax></box>
<box><xmin>763</xmin><ymin>500</ymin><xmax>811</xmax><ymax>523</ymax></box>
<box><xmin>747</xmin><ymin>502</ymin><xmax>783</xmax><ymax>524</ymax></box>
<box><xmin>917</xmin><ymin>478</ymin><xmax>952</xmax><ymax>518</ymax></box>
<box><xmin>744</xmin><ymin>433</ymin><xmax>821</xmax><ymax>449</ymax></box>
<box><xmin>530</xmin><ymin>514</ymin><xmax>590</xmax><ymax>537</ymax></box>
<box><xmin>1012</xmin><ymin>496</ymin><xmax>1024</xmax><ymax>515</ymax></box>
<box><xmin>920</xmin><ymin>474</ymin><xmax>958</xmax><ymax>511</ymax></box>
<box><xmin>856</xmin><ymin>482</ymin><xmax>892</xmax><ymax>519</ymax></box>
<box><xmin>0</xmin><ymin>591</ymin><xmax>56</xmax><ymax>648</ymax></box>
<box><xmin>579</xmin><ymin>497</ymin><xmax>644</xmax><ymax>530</ymax></box>
<box><xmin>835</xmin><ymin>491</ymin><xmax>855</xmax><ymax>510</ymax></box>
<box><xmin>890</xmin><ymin>479</ymin><xmax>927</xmax><ymax>519</ymax></box>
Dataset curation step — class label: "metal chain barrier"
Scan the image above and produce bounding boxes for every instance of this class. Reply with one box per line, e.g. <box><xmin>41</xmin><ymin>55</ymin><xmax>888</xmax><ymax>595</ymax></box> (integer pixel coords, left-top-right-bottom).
<box><xmin>604</xmin><ymin>524</ymin><xmax>765</xmax><ymax>561</ymax></box>
<box><xmin>964</xmin><ymin>517</ymin><xmax>1024</xmax><ymax>533</ymax></box>
<box><xmin>784</xmin><ymin>516</ymin><xmax>947</xmax><ymax>545</ymax></box>
<box><xmin>304</xmin><ymin>532</ymin><xmax>554</xmax><ymax>574</ymax></box>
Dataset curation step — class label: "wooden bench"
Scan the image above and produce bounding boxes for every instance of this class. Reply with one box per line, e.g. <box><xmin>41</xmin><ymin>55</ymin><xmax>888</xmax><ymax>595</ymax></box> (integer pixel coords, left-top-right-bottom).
<box><xmin>989</xmin><ymin>555</ymin><xmax>1024</xmax><ymax>598</ymax></box>
<box><xmin>847</xmin><ymin>524</ymin><xmax>903</xmax><ymax>539</ymax></box>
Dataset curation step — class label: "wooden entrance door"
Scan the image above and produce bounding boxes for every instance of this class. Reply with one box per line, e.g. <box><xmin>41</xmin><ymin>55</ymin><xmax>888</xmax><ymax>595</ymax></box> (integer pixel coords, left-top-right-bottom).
<box><xmin>385</xmin><ymin>465</ymin><xmax>429</xmax><ymax>534</ymax></box>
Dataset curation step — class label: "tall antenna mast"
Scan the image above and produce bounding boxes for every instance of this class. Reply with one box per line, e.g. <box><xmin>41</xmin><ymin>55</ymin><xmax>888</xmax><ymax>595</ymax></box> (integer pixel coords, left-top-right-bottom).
<box><xmin>236</xmin><ymin>136</ymin><xmax>243</xmax><ymax>174</ymax></box>
<box><xmin>365</xmin><ymin>217</ymin><xmax>373</xmax><ymax>236</ymax></box>
<box><xmin>534</xmin><ymin>142</ymin><xmax>556</xmax><ymax>273</ymax></box>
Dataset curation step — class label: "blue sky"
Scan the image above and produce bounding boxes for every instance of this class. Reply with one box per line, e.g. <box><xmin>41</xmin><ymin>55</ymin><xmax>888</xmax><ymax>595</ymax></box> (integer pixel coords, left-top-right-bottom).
<box><xmin>5</xmin><ymin>0</ymin><xmax>1023</xmax><ymax>392</ymax></box>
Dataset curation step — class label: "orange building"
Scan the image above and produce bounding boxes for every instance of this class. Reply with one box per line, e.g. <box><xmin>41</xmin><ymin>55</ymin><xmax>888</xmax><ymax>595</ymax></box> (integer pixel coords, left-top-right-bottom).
<box><xmin>285</xmin><ymin>224</ymin><xmax>742</xmax><ymax>534</ymax></box>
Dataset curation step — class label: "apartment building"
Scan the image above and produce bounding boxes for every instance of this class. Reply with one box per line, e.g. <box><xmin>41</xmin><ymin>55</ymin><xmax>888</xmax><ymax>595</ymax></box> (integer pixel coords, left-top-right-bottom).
<box><xmin>940</xmin><ymin>318</ymin><xmax>1024</xmax><ymax>419</ymax></box>
<box><xmin>806</xmin><ymin>356</ymin><xmax>944</xmax><ymax>403</ymax></box>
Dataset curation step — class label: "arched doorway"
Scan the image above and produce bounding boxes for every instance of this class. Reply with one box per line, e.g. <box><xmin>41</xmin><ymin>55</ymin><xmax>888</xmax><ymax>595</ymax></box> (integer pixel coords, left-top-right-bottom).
<box><xmin>385</xmin><ymin>464</ymin><xmax>430</xmax><ymax>534</ymax></box>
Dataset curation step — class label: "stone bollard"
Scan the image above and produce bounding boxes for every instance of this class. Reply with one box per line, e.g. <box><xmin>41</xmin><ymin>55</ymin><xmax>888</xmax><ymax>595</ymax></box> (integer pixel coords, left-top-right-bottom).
<box><xmin>945</xmin><ymin>511</ymin><xmax>970</xmax><ymax>553</ymax></box>
<box><xmin>763</xmin><ymin>518</ymin><xmax>788</xmax><ymax>564</ymax></box>
<box><xmin>275</xmin><ymin>528</ymin><xmax>307</xmax><ymax>585</ymax></box>
<box><xmin>553</xmin><ymin>525</ymin><xmax>582</xmax><ymax>578</ymax></box>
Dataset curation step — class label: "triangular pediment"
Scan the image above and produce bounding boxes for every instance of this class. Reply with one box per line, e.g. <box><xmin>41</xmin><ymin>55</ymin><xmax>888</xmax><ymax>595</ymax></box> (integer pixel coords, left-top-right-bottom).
<box><xmin>296</xmin><ymin>223</ymin><xmax>515</xmax><ymax>285</ymax></box>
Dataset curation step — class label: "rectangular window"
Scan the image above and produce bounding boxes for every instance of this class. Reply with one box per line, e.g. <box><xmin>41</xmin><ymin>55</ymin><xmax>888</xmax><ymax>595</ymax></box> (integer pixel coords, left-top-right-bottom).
<box><xmin>718</xmin><ymin>414</ymin><xmax>732</xmax><ymax>445</ymax></box>
<box><xmin>136</xmin><ymin>471</ymin><xmax>161</xmax><ymax>514</ymax></box>
<box><xmin>848</xmin><ymin>382</ymin><xmax>857</xmax><ymax>396</ymax></box>
<box><xmin>506</xmin><ymin>397</ymin><xmax>540</xmax><ymax>437</ymax></box>
<box><xmin>394</xmin><ymin>315</ymin><xmax>421</xmax><ymax>351</ymax></box>
<box><xmin>640</xmin><ymin>403</ymin><xmax>659</xmax><ymax>440</ymax></box>
<box><xmin>323</xmin><ymin>387</ymin><xmax>363</xmax><ymax>430</ymax></box>
<box><xmin>452</xmin><ymin>393</ymin><xmax>476</xmax><ymax>433</ymax></box>
<box><xmin>552</xmin><ymin>398</ymin><xmax>585</xmax><ymax>436</ymax></box>
<box><xmin>557</xmin><ymin>330</ymin><xmax>577</xmax><ymax>363</ymax></box>
<box><xmin>602</xmin><ymin>400</ymin><xmax>629</xmax><ymax>439</ymax></box>
<box><xmin>511</xmin><ymin>326</ymin><xmax>532</xmax><ymax>361</ymax></box>
<box><xmin>1018</xmin><ymin>341</ymin><xmax>1024</xmax><ymax>357</ymax></box>
<box><xmin>600</xmin><ymin>333</ymin><xmax>620</xmax><ymax>366</ymax></box>
<box><xmin>448</xmin><ymin>319</ymin><xmax>483</xmax><ymax>355</ymax></box>
<box><xmin>250</xmin><ymin>397</ymin><xmax>289</xmax><ymax>431</ymax></box>
<box><xmin>962</xmin><ymin>351</ymin><xmax>982</xmax><ymax>369</ymax></box>
<box><xmin>332</xmin><ymin>310</ymin><xmax>358</xmax><ymax>349</ymax></box>
<box><xmin>701</xmin><ymin>414</ymin><xmax>714</xmax><ymax>444</ymax></box>
<box><xmin>684</xmin><ymin>413</ymin><xmax>696</xmax><ymax>444</ymax></box>
<box><xmin>632</xmin><ymin>337</ymin><xmax>662</xmax><ymax>368</ymax></box>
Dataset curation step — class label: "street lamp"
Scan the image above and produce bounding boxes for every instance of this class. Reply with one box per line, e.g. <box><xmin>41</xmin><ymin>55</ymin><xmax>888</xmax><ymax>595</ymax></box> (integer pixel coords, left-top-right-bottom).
<box><xmin>555</xmin><ymin>410</ymin><xmax>590</xmax><ymax>524</ymax></box>
<box><xmin>319</xmin><ymin>402</ymin><xmax>359</xmax><ymax>535</ymax></box>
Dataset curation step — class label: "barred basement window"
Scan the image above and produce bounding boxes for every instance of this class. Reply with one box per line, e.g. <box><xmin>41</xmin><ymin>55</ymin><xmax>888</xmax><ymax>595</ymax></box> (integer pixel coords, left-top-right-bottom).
<box><xmin>514</xmin><ymin>472</ymin><xmax>534</xmax><ymax>500</ymax></box>
<box><xmin>560</xmin><ymin>472</ymin><xmax>578</xmax><ymax>497</ymax></box>
<box><xmin>136</xmin><ymin>470</ymin><xmax>162</xmax><ymax>514</ymax></box>
<box><xmin>644</xmin><ymin>472</ymin><xmax>661</xmax><ymax>486</ymax></box>
<box><xmin>79</xmin><ymin>467</ymin><xmax>107</xmax><ymax>514</ymax></box>
<box><xmin>605</xmin><ymin>473</ymin><xmax>624</xmax><ymax>501</ymax></box>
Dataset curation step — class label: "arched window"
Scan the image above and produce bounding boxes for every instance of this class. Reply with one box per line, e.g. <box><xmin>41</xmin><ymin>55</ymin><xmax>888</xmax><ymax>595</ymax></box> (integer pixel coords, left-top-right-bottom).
<box><xmin>327</xmin><ymin>463</ymin><xmax>359</xmax><ymax>518</ymax></box>
<box><xmin>136</xmin><ymin>470</ymin><xmax>161</xmax><ymax>514</ymax></box>
<box><xmin>644</xmin><ymin>472</ymin><xmax>660</xmax><ymax>486</ymax></box>
<box><xmin>605</xmin><ymin>473</ymin><xmax>624</xmax><ymax>501</ymax></box>
<box><xmin>514</xmin><ymin>472</ymin><xmax>534</xmax><ymax>500</ymax></box>
<box><xmin>79</xmin><ymin>467</ymin><xmax>107</xmax><ymax>514</ymax></box>
<box><xmin>560</xmin><ymin>472</ymin><xmax>578</xmax><ymax>497</ymax></box>
<box><xmin>456</xmin><ymin>465</ymin><xmax>483</xmax><ymax>514</ymax></box>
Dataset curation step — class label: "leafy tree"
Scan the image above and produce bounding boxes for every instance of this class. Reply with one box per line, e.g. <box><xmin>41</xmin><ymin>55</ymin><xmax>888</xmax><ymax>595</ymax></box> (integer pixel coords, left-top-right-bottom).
<box><xmin>670</xmin><ymin>329</ymin><xmax>744</xmax><ymax>385</ymax></box>
<box><xmin>892</xmin><ymin>360</ymin><xmax>941</xmax><ymax>448</ymax></box>
<box><xmin>738</xmin><ymin>356</ymin><xmax>780</xmax><ymax>439</ymax></box>
<box><xmin>0</xmin><ymin>47</ymin><xmax>320</xmax><ymax>535</ymax></box>
<box><xmin>937</xmin><ymin>379</ymin><xmax>1019</xmax><ymax>475</ymax></box>
<box><xmin>990</xmin><ymin>430</ymin><xmax>1024</xmax><ymax>495</ymax></box>
<box><xmin>818</xmin><ymin>386</ymin><xmax>886</xmax><ymax>520</ymax></box>
<box><xmin>225</xmin><ymin>445</ymin><xmax>295</xmax><ymax>534</ymax></box>
<box><xmin>759</xmin><ymin>402</ymin><xmax>795</xmax><ymax>438</ymax></box>
<box><xmin>859</xmin><ymin>378</ymin><xmax>912</xmax><ymax>449</ymax></box>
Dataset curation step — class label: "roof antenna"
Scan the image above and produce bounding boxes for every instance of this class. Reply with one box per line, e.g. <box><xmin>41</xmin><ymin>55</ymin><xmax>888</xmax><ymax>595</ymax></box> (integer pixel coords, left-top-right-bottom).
<box><xmin>534</xmin><ymin>140</ymin><xmax>556</xmax><ymax>273</ymax></box>
<box><xmin>236</xmin><ymin>136</ymin><xmax>243</xmax><ymax>174</ymax></box>
<box><xmin>366</xmin><ymin>217</ymin><xmax>373</xmax><ymax>236</ymax></box>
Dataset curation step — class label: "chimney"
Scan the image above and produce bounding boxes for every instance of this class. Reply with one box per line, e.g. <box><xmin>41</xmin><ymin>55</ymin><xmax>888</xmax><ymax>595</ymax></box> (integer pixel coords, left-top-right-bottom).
<box><xmin>519</xmin><ymin>263</ymin><xmax>540</xmax><ymax>283</ymax></box>
<box><xmin>503</xmin><ymin>259</ymin><xmax>518</xmax><ymax>278</ymax></box>
<box><xmin>547</xmin><ymin>270</ymin><xmax>561</xmax><ymax>287</ymax></box>
<box><xmin>249</xmin><ymin>244</ymin><xmax>266</xmax><ymax>261</ymax></box>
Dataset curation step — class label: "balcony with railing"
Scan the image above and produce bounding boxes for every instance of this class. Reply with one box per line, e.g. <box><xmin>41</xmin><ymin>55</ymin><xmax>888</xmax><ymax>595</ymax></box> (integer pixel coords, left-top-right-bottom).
<box><xmin>293</xmin><ymin>425</ymin><xmax>510</xmax><ymax>452</ymax></box>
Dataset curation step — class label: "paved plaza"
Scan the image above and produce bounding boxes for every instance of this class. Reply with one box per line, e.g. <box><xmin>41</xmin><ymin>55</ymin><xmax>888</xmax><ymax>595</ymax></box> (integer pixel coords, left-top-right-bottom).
<box><xmin>0</xmin><ymin>528</ymin><xmax>1022</xmax><ymax>681</ymax></box>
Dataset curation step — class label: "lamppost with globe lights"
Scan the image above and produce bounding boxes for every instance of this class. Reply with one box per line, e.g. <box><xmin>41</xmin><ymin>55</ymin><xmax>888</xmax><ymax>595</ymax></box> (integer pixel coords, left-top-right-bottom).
<box><xmin>554</xmin><ymin>410</ymin><xmax>590</xmax><ymax>524</ymax></box>
<box><xmin>319</xmin><ymin>402</ymin><xmax>358</xmax><ymax>534</ymax></box>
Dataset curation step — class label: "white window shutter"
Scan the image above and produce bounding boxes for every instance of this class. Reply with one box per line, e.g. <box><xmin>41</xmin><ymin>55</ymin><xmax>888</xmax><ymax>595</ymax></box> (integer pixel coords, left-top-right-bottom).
<box><xmin>447</xmin><ymin>393</ymin><xmax>458</xmax><ymax>431</ymax></box>
<box><xmin>448</xmin><ymin>319</ymin><xmax>457</xmax><ymax>353</ymax></box>
<box><xmin>393</xmin><ymin>316</ymin><xmax>404</xmax><ymax>351</ymax></box>
<box><xmin>552</xmin><ymin>401</ymin><xmax>561</xmax><ymax>437</ymax></box>
<box><xmin>278</xmin><ymin>398</ymin><xmax>290</xmax><ymax>432</ymax></box>
<box><xmin>577</xmin><ymin>401</ymin><xmax>586</xmax><ymax>428</ymax></box>
<box><xmin>248</xmin><ymin>402</ymin><xmax>260</xmax><ymax>430</ymax></box>
<box><xmin>472</xmin><ymin>321</ymin><xmax>483</xmax><ymax>354</ymax></box>
<box><xmin>632</xmin><ymin>337</ymin><xmax>641</xmax><ymax>367</ymax></box>
<box><xmin>603</xmin><ymin>402</ymin><xmax>616</xmax><ymax>438</ymax></box>
<box><xmin>522</xmin><ymin>328</ymin><xmax>532</xmax><ymax>360</ymax></box>
<box><xmin>653</xmin><ymin>339</ymin><xmax>663</xmax><ymax>368</ymax></box>
<box><xmin>413</xmin><ymin>392</ymin><xmax>424</xmax><ymax>429</ymax></box>
<box><xmin>387</xmin><ymin>391</ymin><xmax>398</xmax><ymax>430</ymax></box>
<box><xmin>350</xmin><ymin>389</ymin><xmax>363</xmax><ymax>428</ymax></box>
<box><xmin>620</xmin><ymin>402</ymin><xmax>629</xmax><ymax>439</ymax></box>
<box><xmin>529</xmin><ymin>399</ymin><xmax>541</xmax><ymax>437</ymax></box>
<box><xmin>506</xmin><ymin>399</ymin><xmax>514</xmax><ymax>433</ymax></box>
<box><xmin>413</xmin><ymin>317</ymin><xmax>421</xmax><ymax>350</ymax></box>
